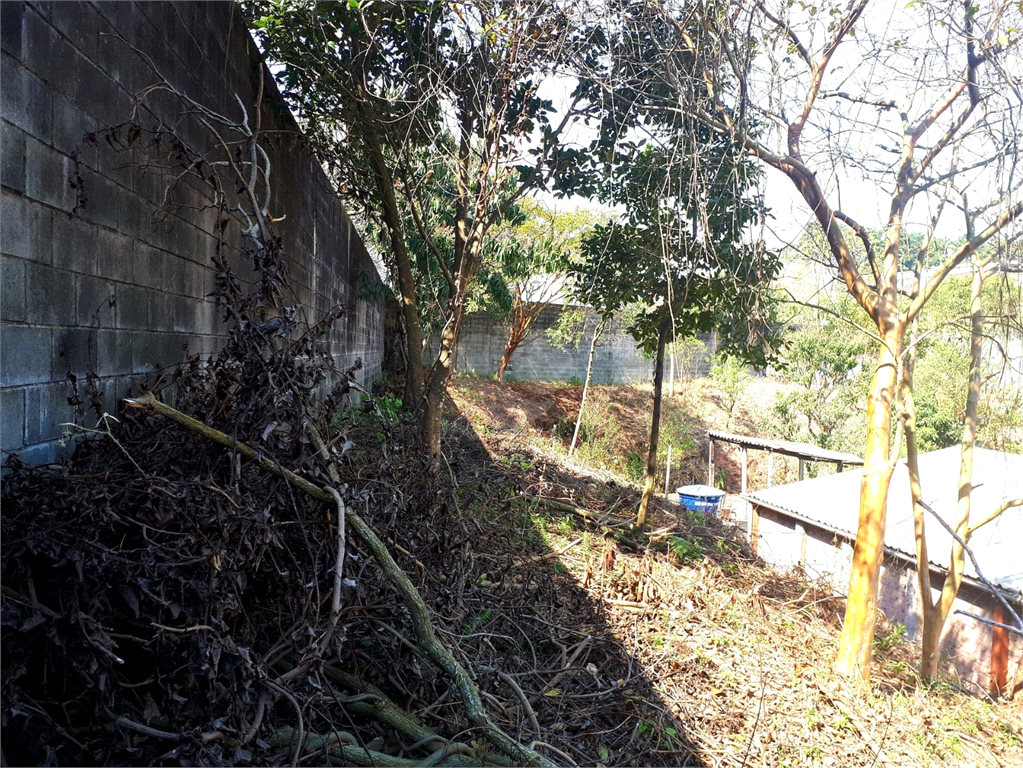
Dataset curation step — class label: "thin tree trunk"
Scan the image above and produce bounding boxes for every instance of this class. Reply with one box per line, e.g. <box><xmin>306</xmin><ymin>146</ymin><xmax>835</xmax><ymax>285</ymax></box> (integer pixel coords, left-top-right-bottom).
<box><xmin>362</xmin><ymin>129</ymin><xmax>425</xmax><ymax>410</ymax></box>
<box><xmin>496</xmin><ymin>332</ymin><xmax>521</xmax><ymax>382</ymax></box>
<box><xmin>421</xmin><ymin>101</ymin><xmax>477</xmax><ymax>472</ymax></box>
<box><xmin>942</xmin><ymin>255</ymin><xmax>986</xmax><ymax>613</ymax></box>
<box><xmin>569</xmin><ymin>318</ymin><xmax>605</xmax><ymax>456</ymax></box>
<box><xmin>637</xmin><ymin>319</ymin><xmax>670</xmax><ymax>528</ymax></box>
<box><xmin>919</xmin><ymin>253</ymin><xmax>989</xmax><ymax>677</ymax></box>
<box><xmin>834</xmin><ymin>329</ymin><xmax>902</xmax><ymax>681</ymax></box>
<box><xmin>423</xmin><ymin>318</ymin><xmax>458</xmax><ymax>473</ymax></box>
<box><xmin>902</xmin><ymin>337</ymin><xmax>943</xmax><ymax>679</ymax></box>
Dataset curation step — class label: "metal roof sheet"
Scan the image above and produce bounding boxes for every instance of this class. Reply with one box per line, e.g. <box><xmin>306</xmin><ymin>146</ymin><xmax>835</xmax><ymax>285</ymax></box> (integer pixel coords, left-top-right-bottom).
<box><xmin>744</xmin><ymin>447</ymin><xmax>1023</xmax><ymax>597</ymax></box>
<box><xmin>707</xmin><ymin>429</ymin><xmax>864</xmax><ymax>465</ymax></box>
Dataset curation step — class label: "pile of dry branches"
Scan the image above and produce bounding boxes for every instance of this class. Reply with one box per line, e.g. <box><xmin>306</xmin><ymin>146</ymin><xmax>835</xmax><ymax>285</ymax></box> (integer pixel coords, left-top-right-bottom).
<box><xmin>1</xmin><ymin>71</ymin><xmax>568</xmax><ymax>766</ymax></box>
<box><xmin>0</xmin><ymin>319</ymin><xmax>680</xmax><ymax>766</ymax></box>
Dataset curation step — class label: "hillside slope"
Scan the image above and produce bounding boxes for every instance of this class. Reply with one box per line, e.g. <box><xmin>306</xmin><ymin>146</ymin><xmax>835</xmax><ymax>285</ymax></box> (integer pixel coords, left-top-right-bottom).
<box><xmin>441</xmin><ymin>375</ymin><xmax>1023</xmax><ymax>767</ymax></box>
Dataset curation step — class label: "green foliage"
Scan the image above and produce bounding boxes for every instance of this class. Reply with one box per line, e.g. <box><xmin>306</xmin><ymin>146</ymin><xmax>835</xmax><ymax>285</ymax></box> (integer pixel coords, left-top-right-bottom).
<box><xmin>247</xmin><ymin>0</ymin><xmax>597</xmax><ymax>423</ymax></box>
<box><xmin>769</xmin><ymin>297</ymin><xmax>872</xmax><ymax>453</ymax></box>
<box><xmin>623</xmin><ymin>447</ymin><xmax>646</xmax><ymax>482</ymax></box>
<box><xmin>545</xmin><ymin>307</ymin><xmax>589</xmax><ymax>351</ymax></box>
<box><xmin>375</xmin><ymin>394</ymin><xmax>404</xmax><ymax>424</ymax></box>
<box><xmin>710</xmin><ymin>353</ymin><xmax>751</xmax><ymax>429</ymax></box>
<box><xmin>873</xmin><ymin>622</ymin><xmax>907</xmax><ymax>654</ymax></box>
<box><xmin>562</xmin><ymin>2</ymin><xmax>782</xmax><ymax>369</ymax></box>
<box><xmin>463</xmin><ymin>608</ymin><xmax>493</xmax><ymax>633</ymax></box>
<box><xmin>571</xmin><ymin>388</ymin><xmax>626</xmax><ymax>470</ymax></box>
<box><xmin>670</xmin><ymin>536</ymin><xmax>702</xmax><ymax>561</ymax></box>
<box><xmin>912</xmin><ymin>272</ymin><xmax>1023</xmax><ymax>450</ymax></box>
<box><xmin>913</xmin><ymin>390</ymin><xmax>962</xmax><ymax>451</ymax></box>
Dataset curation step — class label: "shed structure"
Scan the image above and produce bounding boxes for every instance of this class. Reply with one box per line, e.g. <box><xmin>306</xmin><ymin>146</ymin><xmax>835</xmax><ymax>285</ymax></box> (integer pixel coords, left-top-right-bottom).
<box><xmin>706</xmin><ymin>429</ymin><xmax>863</xmax><ymax>533</ymax></box>
<box><xmin>744</xmin><ymin>446</ymin><xmax>1023</xmax><ymax>694</ymax></box>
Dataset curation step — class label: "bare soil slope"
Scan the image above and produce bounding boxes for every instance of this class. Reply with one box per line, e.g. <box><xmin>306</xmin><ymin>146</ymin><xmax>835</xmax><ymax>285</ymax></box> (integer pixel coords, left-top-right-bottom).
<box><xmin>444</xmin><ymin>375</ymin><xmax>1022</xmax><ymax>768</ymax></box>
<box><xmin>3</xmin><ymin>373</ymin><xmax>1019</xmax><ymax>768</ymax></box>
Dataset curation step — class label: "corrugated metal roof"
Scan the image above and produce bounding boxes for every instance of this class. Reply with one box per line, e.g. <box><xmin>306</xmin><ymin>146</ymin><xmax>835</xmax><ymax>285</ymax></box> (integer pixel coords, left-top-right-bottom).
<box><xmin>744</xmin><ymin>447</ymin><xmax>1023</xmax><ymax>597</ymax></box>
<box><xmin>707</xmin><ymin>429</ymin><xmax>864</xmax><ymax>465</ymax></box>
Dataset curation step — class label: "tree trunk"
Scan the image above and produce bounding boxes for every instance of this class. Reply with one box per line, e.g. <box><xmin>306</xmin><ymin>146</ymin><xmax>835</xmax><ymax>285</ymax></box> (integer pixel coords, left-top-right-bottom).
<box><xmin>901</xmin><ymin>339</ymin><xmax>943</xmax><ymax>680</ymax></box>
<box><xmin>361</xmin><ymin>127</ymin><xmax>425</xmax><ymax>410</ymax></box>
<box><xmin>834</xmin><ymin>329</ymin><xmax>902</xmax><ymax>682</ymax></box>
<box><xmin>919</xmin><ymin>602</ymin><xmax>945</xmax><ymax>680</ymax></box>
<box><xmin>921</xmin><ymin>253</ymin><xmax>988</xmax><ymax>677</ymax></box>
<box><xmin>637</xmin><ymin>320</ymin><xmax>670</xmax><ymax>528</ymax></box>
<box><xmin>569</xmin><ymin>318</ymin><xmax>605</xmax><ymax>457</ymax></box>
<box><xmin>941</xmin><ymin>254</ymin><xmax>985</xmax><ymax>616</ymax></box>
<box><xmin>496</xmin><ymin>334</ymin><xmax>518</xmax><ymax>382</ymax></box>
<box><xmin>423</xmin><ymin>314</ymin><xmax>462</xmax><ymax>473</ymax></box>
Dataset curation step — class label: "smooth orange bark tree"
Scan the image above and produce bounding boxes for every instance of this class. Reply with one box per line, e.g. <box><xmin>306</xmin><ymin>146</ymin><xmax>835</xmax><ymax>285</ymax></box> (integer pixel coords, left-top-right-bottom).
<box><xmin>599</xmin><ymin>0</ymin><xmax>1023</xmax><ymax>680</ymax></box>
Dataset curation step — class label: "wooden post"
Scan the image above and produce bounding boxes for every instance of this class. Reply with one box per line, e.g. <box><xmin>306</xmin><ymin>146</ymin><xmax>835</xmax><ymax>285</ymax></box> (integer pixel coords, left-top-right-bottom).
<box><xmin>708</xmin><ymin>438</ymin><xmax>714</xmax><ymax>486</ymax></box>
<box><xmin>837</xmin><ymin>460</ymin><xmax>844</xmax><ymax>473</ymax></box>
<box><xmin>749</xmin><ymin>502</ymin><xmax>760</xmax><ymax>554</ymax></box>
<box><xmin>664</xmin><ymin>444</ymin><xmax>672</xmax><ymax>495</ymax></box>
<box><xmin>797</xmin><ymin>523</ymin><xmax>807</xmax><ymax>569</ymax></box>
<box><xmin>991</xmin><ymin>603</ymin><xmax>1009</xmax><ymax>696</ymax></box>
<box><xmin>741</xmin><ymin>446</ymin><xmax>749</xmax><ymax>528</ymax></box>
<box><xmin>767</xmin><ymin>452</ymin><xmax>774</xmax><ymax>488</ymax></box>
<box><xmin>798</xmin><ymin>458</ymin><xmax>805</xmax><ymax>481</ymax></box>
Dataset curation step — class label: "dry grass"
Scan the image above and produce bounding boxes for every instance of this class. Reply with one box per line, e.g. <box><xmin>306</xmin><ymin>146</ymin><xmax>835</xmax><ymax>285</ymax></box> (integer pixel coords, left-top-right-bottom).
<box><xmin>446</xmin><ymin>375</ymin><xmax>1023</xmax><ymax>768</ymax></box>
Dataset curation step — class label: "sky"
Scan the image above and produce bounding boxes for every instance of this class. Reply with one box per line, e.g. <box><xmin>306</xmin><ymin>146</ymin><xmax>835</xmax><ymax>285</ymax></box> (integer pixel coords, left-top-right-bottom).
<box><xmin>536</xmin><ymin>0</ymin><xmax>1022</xmax><ymax>256</ymax></box>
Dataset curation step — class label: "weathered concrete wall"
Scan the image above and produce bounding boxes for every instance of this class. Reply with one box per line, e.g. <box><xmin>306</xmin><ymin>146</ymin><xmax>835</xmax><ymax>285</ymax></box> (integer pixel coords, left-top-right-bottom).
<box><xmin>753</xmin><ymin>506</ymin><xmax>1022</xmax><ymax>694</ymax></box>
<box><xmin>433</xmin><ymin>305</ymin><xmax>717</xmax><ymax>385</ymax></box>
<box><xmin>1</xmin><ymin>1</ymin><xmax>385</xmax><ymax>464</ymax></box>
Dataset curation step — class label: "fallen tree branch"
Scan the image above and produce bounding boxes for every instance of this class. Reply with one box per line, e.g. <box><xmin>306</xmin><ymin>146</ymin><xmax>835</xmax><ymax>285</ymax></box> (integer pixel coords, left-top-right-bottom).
<box><xmin>265</xmin><ymin>679</ymin><xmax>304</xmax><ymax>767</ymax></box>
<box><xmin>271</xmin><ymin>726</ymin><xmax>440</xmax><ymax>767</ymax></box>
<box><xmin>483</xmin><ymin>665</ymin><xmax>541</xmax><ymax>736</ymax></box>
<box><xmin>516</xmin><ymin>496</ymin><xmax>630</xmax><ymax>528</ymax></box>
<box><xmin>126</xmin><ymin>395</ymin><xmax>558</xmax><ymax>767</ymax></box>
<box><xmin>324</xmin><ymin>485</ymin><xmax>347</xmax><ymax>625</ymax></box>
<box><xmin>124</xmin><ymin>394</ymin><xmax>333</xmax><ymax>503</ymax></box>
<box><xmin>511</xmin><ymin>538</ymin><xmax>583</xmax><ymax>570</ymax></box>
<box><xmin>317</xmin><ymin>665</ymin><xmax>513</xmax><ymax>768</ymax></box>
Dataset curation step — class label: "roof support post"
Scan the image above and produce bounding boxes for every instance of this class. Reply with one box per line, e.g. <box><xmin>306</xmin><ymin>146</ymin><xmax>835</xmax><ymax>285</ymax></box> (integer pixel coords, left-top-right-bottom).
<box><xmin>664</xmin><ymin>444</ymin><xmax>672</xmax><ymax>495</ymax></box>
<box><xmin>708</xmin><ymin>438</ymin><xmax>715</xmax><ymax>486</ymax></box>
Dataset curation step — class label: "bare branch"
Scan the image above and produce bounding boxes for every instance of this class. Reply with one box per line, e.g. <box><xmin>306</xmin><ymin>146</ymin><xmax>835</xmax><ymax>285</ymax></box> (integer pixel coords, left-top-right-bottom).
<box><xmin>967</xmin><ymin>498</ymin><xmax>1023</xmax><ymax>537</ymax></box>
<box><xmin>833</xmin><ymin>209</ymin><xmax>881</xmax><ymax>286</ymax></box>
<box><xmin>919</xmin><ymin>498</ymin><xmax>1023</xmax><ymax>632</ymax></box>
<box><xmin>908</xmin><ymin>199</ymin><xmax>1023</xmax><ymax>321</ymax></box>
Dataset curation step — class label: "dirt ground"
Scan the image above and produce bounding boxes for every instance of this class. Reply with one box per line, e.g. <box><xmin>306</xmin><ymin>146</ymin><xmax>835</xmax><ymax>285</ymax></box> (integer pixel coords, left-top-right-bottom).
<box><xmin>448</xmin><ymin>374</ymin><xmax>803</xmax><ymax>493</ymax></box>
<box><xmin>444</xmin><ymin>374</ymin><xmax>1023</xmax><ymax>768</ymax></box>
<box><xmin>4</xmin><ymin>370</ymin><xmax>1020</xmax><ymax>768</ymax></box>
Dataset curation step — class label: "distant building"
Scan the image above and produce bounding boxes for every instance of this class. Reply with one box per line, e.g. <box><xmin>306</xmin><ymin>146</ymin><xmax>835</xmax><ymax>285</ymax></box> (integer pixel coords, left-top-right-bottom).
<box><xmin>744</xmin><ymin>447</ymin><xmax>1022</xmax><ymax>695</ymax></box>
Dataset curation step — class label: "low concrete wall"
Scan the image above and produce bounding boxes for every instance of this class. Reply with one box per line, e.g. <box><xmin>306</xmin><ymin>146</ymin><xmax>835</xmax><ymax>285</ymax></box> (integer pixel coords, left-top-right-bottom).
<box><xmin>433</xmin><ymin>305</ymin><xmax>717</xmax><ymax>385</ymax></box>
<box><xmin>1</xmin><ymin>1</ymin><xmax>385</xmax><ymax>464</ymax></box>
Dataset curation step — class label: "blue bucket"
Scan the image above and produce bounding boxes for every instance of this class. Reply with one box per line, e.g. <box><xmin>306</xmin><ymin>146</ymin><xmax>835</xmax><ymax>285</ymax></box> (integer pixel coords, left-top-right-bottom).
<box><xmin>676</xmin><ymin>484</ymin><xmax>726</xmax><ymax>515</ymax></box>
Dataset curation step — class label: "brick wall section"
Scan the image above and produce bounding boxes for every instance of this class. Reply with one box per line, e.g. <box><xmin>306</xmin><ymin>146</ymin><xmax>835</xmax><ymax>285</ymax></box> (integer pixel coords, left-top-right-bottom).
<box><xmin>1</xmin><ymin>1</ymin><xmax>385</xmax><ymax>464</ymax></box>
<box><xmin>433</xmin><ymin>305</ymin><xmax>717</xmax><ymax>385</ymax></box>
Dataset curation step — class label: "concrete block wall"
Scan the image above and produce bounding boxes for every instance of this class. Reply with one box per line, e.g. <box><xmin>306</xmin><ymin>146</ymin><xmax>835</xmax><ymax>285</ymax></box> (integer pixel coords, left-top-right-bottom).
<box><xmin>439</xmin><ymin>305</ymin><xmax>716</xmax><ymax>385</ymax></box>
<box><xmin>1</xmin><ymin>1</ymin><xmax>385</xmax><ymax>464</ymax></box>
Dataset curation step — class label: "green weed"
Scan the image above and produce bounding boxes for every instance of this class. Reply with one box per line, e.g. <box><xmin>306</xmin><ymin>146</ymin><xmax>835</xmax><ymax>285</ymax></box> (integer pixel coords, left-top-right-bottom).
<box><xmin>873</xmin><ymin>622</ymin><xmax>906</xmax><ymax>653</ymax></box>
<box><xmin>670</xmin><ymin>536</ymin><xmax>702</xmax><ymax>561</ymax></box>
